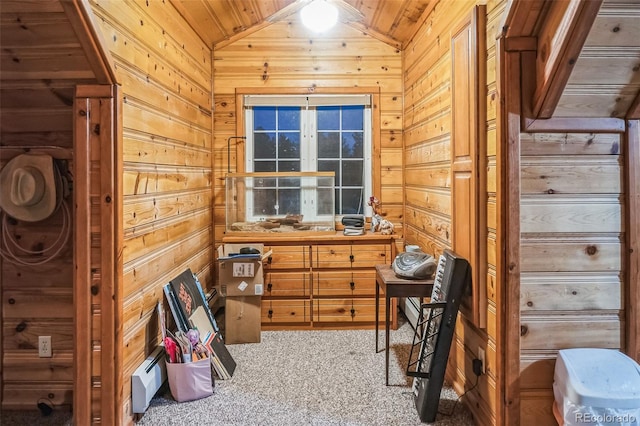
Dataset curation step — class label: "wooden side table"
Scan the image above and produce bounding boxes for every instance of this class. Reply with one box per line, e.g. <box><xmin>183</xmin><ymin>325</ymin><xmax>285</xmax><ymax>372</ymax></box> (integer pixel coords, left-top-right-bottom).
<box><xmin>375</xmin><ymin>264</ymin><xmax>433</xmax><ymax>385</ymax></box>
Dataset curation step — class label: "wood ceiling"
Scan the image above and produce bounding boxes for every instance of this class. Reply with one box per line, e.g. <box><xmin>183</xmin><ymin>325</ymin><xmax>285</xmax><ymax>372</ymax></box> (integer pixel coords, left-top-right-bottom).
<box><xmin>556</xmin><ymin>0</ymin><xmax>640</xmax><ymax>119</ymax></box>
<box><xmin>170</xmin><ymin>0</ymin><xmax>434</xmax><ymax>49</ymax></box>
<box><xmin>172</xmin><ymin>0</ymin><xmax>639</xmax><ymax>119</ymax></box>
<box><xmin>505</xmin><ymin>0</ymin><xmax>640</xmax><ymax>119</ymax></box>
<box><xmin>1</xmin><ymin>0</ymin><xmax>639</xmax><ymax>120</ymax></box>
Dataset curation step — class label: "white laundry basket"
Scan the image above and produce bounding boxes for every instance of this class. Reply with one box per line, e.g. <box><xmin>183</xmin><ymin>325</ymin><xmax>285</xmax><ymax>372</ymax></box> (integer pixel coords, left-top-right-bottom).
<box><xmin>553</xmin><ymin>348</ymin><xmax>640</xmax><ymax>426</ymax></box>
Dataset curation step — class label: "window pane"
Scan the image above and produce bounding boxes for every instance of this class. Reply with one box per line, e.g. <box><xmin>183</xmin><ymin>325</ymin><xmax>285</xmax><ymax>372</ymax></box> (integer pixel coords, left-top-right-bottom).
<box><xmin>318</xmin><ymin>160</ymin><xmax>340</xmax><ymax>184</ymax></box>
<box><xmin>254</xmin><ymin>161</ymin><xmax>276</xmax><ymax>172</ymax></box>
<box><xmin>318</xmin><ymin>132</ymin><xmax>340</xmax><ymax>157</ymax></box>
<box><xmin>280</xmin><ymin>178</ymin><xmax>300</xmax><ymax>188</ymax></box>
<box><xmin>342</xmin><ymin>105</ymin><xmax>364</xmax><ymax>130</ymax></box>
<box><xmin>342</xmin><ymin>132</ymin><xmax>364</xmax><ymax>158</ymax></box>
<box><xmin>254</xmin><ymin>133</ymin><xmax>276</xmax><ymax>159</ymax></box>
<box><xmin>279</xmin><ymin>161</ymin><xmax>300</xmax><ymax>172</ymax></box>
<box><xmin>278</xmin><ymin>133</ymin><xmax>300</xmax><ymax>158</ymax></box>
<box><xmin>278</xmin><ymin>107</ymin><xmax>300</xmax><ymax>130</ymax></box>
<box><xmin>317</xmin><ymin>188</ymin><xmax>333</xmax><ymax>215</ymax></box>
<box><xmin>341</xmin><ymin>188</ymin><xmax>363</xmax><ymax>214</ymax></box>
<box><xmin>317</xmin><ymin>106</ymin><xmax>340</xmax><ymax>130</ymax></box>
<box><xmin>254</xmin><ymin>177</ymin><xmax>276</xmax><ymax>187</ymax></box>
<box><xmin>254</xmin><ymin>107</ymin><xmax>276</xmax><ymax>131</ymax></box>
<box><xmin>254</xmin><ymin>189</ymin><xmax>276</xmax><ymax>215</ymax></box>
<box><xmin>278</xmin><ymin>189</ymin><xmax>300</xmax><ymax>215</ymax></box>
<box><xmin>342</xmin><ymin>160</ymin><xmax>363</xmax><ymax>186</ymax></box>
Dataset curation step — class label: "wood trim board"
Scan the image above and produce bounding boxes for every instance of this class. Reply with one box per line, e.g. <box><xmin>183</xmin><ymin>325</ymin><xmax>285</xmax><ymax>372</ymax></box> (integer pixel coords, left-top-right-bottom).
<box><xmin>73</xmin><ymin>89</ymin><xmax>92</xmax><ymax>426</ymax></box>
<box><xmin>503</xmin><ymin>46</ymin><xmax>523</xmax><ymax>426</ymax></box>
<box><xmin>495</xmin><ymin>35</ymin><xmax>507</xmax><ymax>426</ymax></box>
<box><xmin>626</xmin><ymin>120</ymin><xmax>640</xmax><ymax>361</ymax></box>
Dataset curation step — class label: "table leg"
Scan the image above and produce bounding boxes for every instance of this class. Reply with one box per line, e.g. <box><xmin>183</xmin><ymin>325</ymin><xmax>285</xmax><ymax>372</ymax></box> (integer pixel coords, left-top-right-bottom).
<box><xmin>385</xmin><ymin>294</ymin><xmax>390</xmax><ymax>386</ymax></box>
<box><xmin>375</xmin><ymin>280</ymin><xmax>380</xmax><ymax>353</ymax></box>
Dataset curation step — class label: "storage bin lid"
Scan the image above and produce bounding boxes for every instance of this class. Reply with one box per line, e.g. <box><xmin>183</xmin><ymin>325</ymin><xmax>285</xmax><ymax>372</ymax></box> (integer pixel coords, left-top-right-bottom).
<box><xmin>554</xmin><ymin>348</ymin><xmax>640</xmax><ymax>409</ymax></box>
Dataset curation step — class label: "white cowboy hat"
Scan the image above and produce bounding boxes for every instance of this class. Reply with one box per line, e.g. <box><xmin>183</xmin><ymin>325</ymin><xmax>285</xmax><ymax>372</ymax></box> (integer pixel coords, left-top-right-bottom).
<box><xmin>0</xmin><ymin>154</ymin><xmax>58</xmax><ymax>222</ymax></box>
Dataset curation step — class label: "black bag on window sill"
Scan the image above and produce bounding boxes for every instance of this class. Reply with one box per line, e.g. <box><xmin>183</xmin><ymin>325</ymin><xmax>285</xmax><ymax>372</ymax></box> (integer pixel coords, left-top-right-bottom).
<box><xmin>341</xmin><ymin>215</ymin><xmax>365</xmax><ymax>228</ymax></box>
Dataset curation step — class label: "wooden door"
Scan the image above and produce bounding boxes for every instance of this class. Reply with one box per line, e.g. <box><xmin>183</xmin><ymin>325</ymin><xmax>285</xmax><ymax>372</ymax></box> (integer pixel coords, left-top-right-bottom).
<box><xmin>450</xmin><ymin>5</ymin><xmax>486</xmax><ymax>328</ymax></box>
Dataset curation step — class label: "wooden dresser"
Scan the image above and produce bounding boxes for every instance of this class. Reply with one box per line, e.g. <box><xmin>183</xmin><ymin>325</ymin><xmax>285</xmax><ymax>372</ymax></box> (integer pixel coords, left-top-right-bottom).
<box><xmin>222</xmin><ymin>232</ymin><xmax>395</xmax><ymax>330</ymax></box>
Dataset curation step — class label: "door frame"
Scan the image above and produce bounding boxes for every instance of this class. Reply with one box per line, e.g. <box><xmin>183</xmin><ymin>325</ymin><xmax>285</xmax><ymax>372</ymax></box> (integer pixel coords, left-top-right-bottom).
<box><xmin>74</xmin><ymin>84</ymin><xmax>122</xmax><ymax>425</ymax></box>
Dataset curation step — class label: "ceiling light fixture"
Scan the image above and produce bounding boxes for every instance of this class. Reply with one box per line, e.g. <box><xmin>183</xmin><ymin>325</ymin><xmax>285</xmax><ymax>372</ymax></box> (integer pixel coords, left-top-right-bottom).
<box><xmin>300</xmin><ymin>0</ymin><xmax>339</xmax><ymax>33</ymax></box>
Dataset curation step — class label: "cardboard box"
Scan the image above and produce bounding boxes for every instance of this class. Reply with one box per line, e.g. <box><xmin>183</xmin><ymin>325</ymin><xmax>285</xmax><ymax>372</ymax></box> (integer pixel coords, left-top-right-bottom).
<box><xmin>218</xmin><ymin>244</ymin><xmax>269</xmax><ymax>344</ymax></box>
<box><xmin>224</xmin><ymin>296</ymin><xmax>261</xmax><ymax>344</ymax></box>
<box><xmin>217</xmin><ymin>244</ymin><xmax>267</xmax><ymax>297</ymax></box>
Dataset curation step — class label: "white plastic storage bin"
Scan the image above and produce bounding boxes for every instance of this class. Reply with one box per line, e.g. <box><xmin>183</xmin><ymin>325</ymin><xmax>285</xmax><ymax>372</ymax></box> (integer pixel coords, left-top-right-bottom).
<box><xmin>553</xmin><ymin>348</ymin><xmax>640</xmax><ymax>426</ymax></box>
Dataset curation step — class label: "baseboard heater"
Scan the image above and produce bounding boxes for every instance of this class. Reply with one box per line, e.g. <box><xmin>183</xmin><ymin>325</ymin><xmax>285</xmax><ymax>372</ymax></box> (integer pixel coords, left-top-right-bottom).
<box><xmin>401</xmin><ymin>296</ymin><xmax>421</xmax><ymax>330</ymax></box>
<box><xmin>132</xmin><ymin>346</ymin><xmax>167</xmax><ymax>414</ymax></box>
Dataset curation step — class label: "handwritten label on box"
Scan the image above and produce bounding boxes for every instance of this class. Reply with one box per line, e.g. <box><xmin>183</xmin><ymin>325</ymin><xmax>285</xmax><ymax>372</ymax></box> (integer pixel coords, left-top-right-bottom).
<box><xmin>232</xmin><ymin>262</ymin><xmax>255</xmax><ymax>277</ymax></box>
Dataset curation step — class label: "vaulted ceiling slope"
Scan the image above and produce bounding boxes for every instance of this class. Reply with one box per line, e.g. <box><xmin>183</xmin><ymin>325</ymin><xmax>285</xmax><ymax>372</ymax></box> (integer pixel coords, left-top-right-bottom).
<box><xmin>1</xmin><ymin>0</ymin><xmax>639</xmax><ymax>120</ymax></box>
<box><xmin>558</xmin><ymin>0</ymin><xmax>640</xmax><ymax>119</ymax></box>
<box><xmin>505</xmin><ymin>0</ymin><xmax>640</xmax><ymax>119</ymax></box>
<box><xmin>171</xmin><ymin>0</ymin><xmax>640</xmax><ymax>118</ymax></box>
<box><xmin>0</xmin><ymin>0</ymin><xmax>115</xmax><ymax>138</ymax></box>
<box><xmin>170</xmin><ymin>0</ymin><xmax>434</xmax><ymax>50</ymax></box>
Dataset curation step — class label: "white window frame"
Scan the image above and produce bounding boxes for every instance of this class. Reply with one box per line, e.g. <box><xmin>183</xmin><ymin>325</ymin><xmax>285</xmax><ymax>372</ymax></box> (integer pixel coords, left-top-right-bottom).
<box><xmin>244</xmin><ymin>95</ymin><xmax>372</xmax><ymax>221</ymax></box>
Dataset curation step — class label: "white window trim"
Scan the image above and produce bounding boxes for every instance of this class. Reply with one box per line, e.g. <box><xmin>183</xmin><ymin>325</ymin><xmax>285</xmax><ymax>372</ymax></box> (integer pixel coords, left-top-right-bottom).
<box><xmin>244</xmin><ymin>95</ymin><xmax>373</xmax><ymax>221</ymax></box>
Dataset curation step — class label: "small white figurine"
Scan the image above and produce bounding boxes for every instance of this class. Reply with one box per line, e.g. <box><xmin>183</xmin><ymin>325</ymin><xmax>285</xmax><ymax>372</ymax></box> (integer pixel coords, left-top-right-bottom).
<box><xmin>378</xmin><ymin>219</ymin><xmax>394</xmax><ymax>235</ymax></box>
<box><xmin>368</xmin><ymin>195</ymin><xmax>393</xmax><ymax>234</ymax></box>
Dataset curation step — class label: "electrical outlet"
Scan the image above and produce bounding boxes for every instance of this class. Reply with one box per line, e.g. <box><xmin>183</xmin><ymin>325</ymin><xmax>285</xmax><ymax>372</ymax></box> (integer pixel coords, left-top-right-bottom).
<box><xmin>478</xmin><ymin>346</ymin><xmax>486</xmax><ymax>374</ymax></box>
<box><xmin>472</xmin><ymin>358</ymin><xmax>483</xmax><ymax>376</ymax></box>
<box><xmin>39</xmin><ymin>336</ymin><xmax>52</xmax><ymax>358</ymax></box>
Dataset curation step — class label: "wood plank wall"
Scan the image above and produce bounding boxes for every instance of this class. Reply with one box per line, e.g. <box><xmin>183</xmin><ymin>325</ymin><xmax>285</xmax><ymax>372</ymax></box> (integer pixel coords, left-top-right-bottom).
<box><xmin>212</xmin><ymin>16</ymin><xmax>403</xmax><ymax>246</ymax></box>
<box><xmin>518</xmin><ymin>131</ymin><xmax>625</xmax><ymax>424</ymax></box>
<box><xmin>403</xmin><ymin>0</ymin><xmax>507</xmax><ymax>424</ymax></box>
<box><xmin>1</xmin><ymin>163</ymin><xmax>75</xmax><ymax>411</ymax></box>
<box><xmin>0</xmin><ymin>86</ymin><xmax>76</xmax><ymax>409</ymax></box>
<box><xmin>88</xmin><ymin>0</ymin><xmax>213</xmax><ymax>423</ymax></box>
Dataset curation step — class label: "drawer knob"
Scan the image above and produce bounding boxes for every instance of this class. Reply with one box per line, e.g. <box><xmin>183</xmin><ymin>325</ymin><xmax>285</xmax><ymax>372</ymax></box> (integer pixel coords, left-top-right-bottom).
<box><xmin>349</xmin><ymin>254</ymin><xmax>354</xmax><ymax>262</ymax></box>
<box><xmin>350</xmin><ymin>281</ymin><xmax>355</xmax><ymax>290</ymax></box>
<box><xmin>267</xmin><ymin>256</ymin><xmax>273</xmax><ymax>264</ymax></box>
<box><xmin>268</xmin><ymin>309</ymin><xmax>273</xmax><ymax>318</ymax></box>
<box><xmin>267</xmin><ymin>283</ymin><xmax>272</xmax><ymax>292</ymax></box>
<box><xmin>350</xmin><ymin>308</ymin><xmax>356</xmax><ymax>317</ymax></box>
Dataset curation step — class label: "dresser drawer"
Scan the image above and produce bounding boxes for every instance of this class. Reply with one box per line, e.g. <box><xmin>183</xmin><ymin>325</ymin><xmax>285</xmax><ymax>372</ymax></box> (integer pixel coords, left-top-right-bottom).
<box><xmin>313</xmin><ymin>270</ymin><xmax>376</xmax><ymax>297</ymax></box>
<box><xmin>313</xmin><ymin>298</ymin><xmax>383</xmax><ymax>323</ymax></box>
<box><xmin>264</xmin><ymin>244</ymin><xmax>309</xmax><ymax>270</ymax></box>
<box><xmin>349</xmin><ymin>243</ymin><xmax>390</xmax><ymax>268</ymax></box>
<box><xmin>262</xmin><ymin>299</ymin><xmax>310</xmax><ymax>323</ymax></box>
<box><xmin>312</xmin><ymin>244</ymin><xmax>389</xmax><ymax>269</ymax></box>
<box><xmin>264</xmin><ymin>271</ymin><xmax>310</xmax><ymax>297</ymax></box>
<box><xmin>312</xmin><ymin>244</ymin><xmax>352</xmax><ymax>269</ymax></box>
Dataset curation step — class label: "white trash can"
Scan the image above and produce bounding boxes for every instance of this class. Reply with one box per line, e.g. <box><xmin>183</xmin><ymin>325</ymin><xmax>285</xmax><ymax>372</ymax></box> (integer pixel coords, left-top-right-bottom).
<box><xmin>553</xmin><ymin>348</ymin><xmax>640</xmax><ymax>426</ymax></box>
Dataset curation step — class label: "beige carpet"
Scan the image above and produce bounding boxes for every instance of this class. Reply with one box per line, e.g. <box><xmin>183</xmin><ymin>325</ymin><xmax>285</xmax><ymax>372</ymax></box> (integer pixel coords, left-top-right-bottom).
<box><xmin>1</xmin><ymin>317</ymin><xmax>476</xmax><ymax>426</ymax></box>
<box><xmin>137</xmin><ymin>317</ymin><xmax>475</xmax><ymax>425</ymax></box>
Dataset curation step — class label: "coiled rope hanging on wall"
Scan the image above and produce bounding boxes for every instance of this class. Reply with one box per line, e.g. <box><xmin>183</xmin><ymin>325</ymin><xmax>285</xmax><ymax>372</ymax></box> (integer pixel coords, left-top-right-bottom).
<box><xmin>0</xmin><ymin>199</ymin><xmax>72</xmax><ymax>266</ymax></box>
